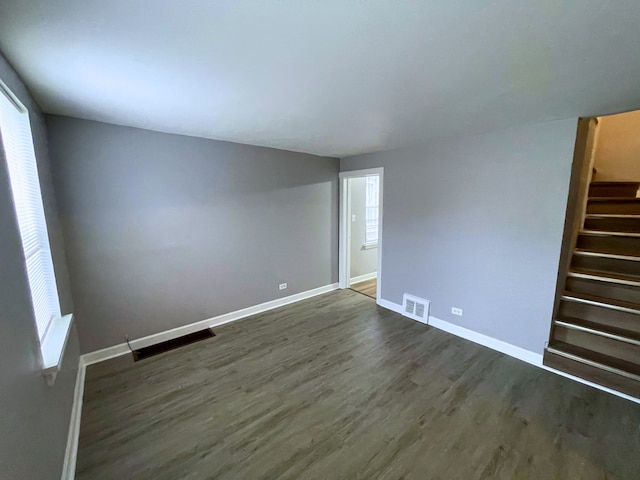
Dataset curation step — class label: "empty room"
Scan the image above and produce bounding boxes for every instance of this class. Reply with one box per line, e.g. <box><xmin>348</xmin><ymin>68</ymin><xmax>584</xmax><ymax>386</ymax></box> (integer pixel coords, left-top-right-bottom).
<box><xmin>2</xmin><ymin>2</ymin><xmax>640</xmax><ymax>479</ymax></box>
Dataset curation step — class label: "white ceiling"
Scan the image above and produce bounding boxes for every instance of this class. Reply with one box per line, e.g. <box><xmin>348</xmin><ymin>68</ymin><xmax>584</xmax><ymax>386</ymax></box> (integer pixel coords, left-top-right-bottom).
<box><xmin>1</xmin><ymin>1</ymin><xmax>640</xmax><ymax>158</ymax></box>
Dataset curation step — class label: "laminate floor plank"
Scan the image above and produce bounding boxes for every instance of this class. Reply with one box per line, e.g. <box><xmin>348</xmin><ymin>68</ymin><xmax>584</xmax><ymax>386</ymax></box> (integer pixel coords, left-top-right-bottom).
<box><xmin>350</xmin><ymin>278</ymin><xmax>377</xmax><ymax>299</ymax></box>
<box><xmin>77</xmin><ymin>290</ymin><xmax>640</xmax><ymax>480</ymax></box>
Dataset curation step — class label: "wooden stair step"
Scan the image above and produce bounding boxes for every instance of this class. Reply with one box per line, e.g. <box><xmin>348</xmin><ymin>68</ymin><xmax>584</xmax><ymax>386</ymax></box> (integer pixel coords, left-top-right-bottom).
<box><xmin>559</xmin><ymin>294</ymin><xmax>640</xmax><ymax>336</ymax></box>
<box><xmin>585</xmin><ymin>214</ymin><xmax>640</xmax><ymax>218</ymax></box>
<box><xmin>544</xmin><ymin>342</ymin><xmax>640</xmax><ymax>398</ymax></box>
<box><xmin>573</xmin><ymin>250</ymin><xmax>640</xmax><ymax>261</ymax></box>
<box><xmin>588</xmin><ymin>197</ymin><xmax>640</xmax><ymax>201</ymax></box>
<box><xmin>571</xmin><ymin>251</ymin><xmax>640</xmax><ymax>278</ymax></box>
<box><xmin>561</xmin><ymin>291</ymin><xmax>640</xmax><ymax>315</ymax></box>
<box><xmin>554</xmin><ymin>316</ymin><xmax>640</xmax><ymax>346</ymax></box>
<box><xmin>584</xmin><ymin>214</ymin><xmax>640</xmax><ymax>233</ymax></box>
<box><xmin>581</xmin><ymin>229</ymin><xmax>640</xmax><ymax>238</ymax></box>
<box><xmin>590</xmin><ymin>181</ymin><xmax>640</xmax><ymax>186</ymax></box>
<box><xmin>567</xmin><ymin>269</ymin><xmax>640</xmax><ymax>287</ymax></box>
<box><xmin>547</xmin><ymin>341</ymin><xmax>640</xmax><ymax>377</ymax></box>
<box><xmin>589</xmin><ymin>181</ymin><xmax>640</xmax><ymax>186</ymax></box>
<box><xmin>552</xmin><ymin>322</ymin><xmax>640</xmax><ymax>364</ymax></box>
<box><xmin>559</xmin><ymin>291</ymin><xmax>640</xmax><ymax>333</ymax></box>
<box><xmin>589</xmin><ymin>182</ymin><xmax>640</xmax><ymax>198</ymax></box>
<box><xmin>586</xmin><ymin>214</ymin><xmax>640</xmax><ymax>217</ymax></box>
<box><xmin>576</xmin><ymin>230</ymin><xmax>640</xmax><ymax>257</ymax></box>
<box><xmin>587</xmin><ymin>198</ymin><xmax>640</xmax><ymax>214</ymax></box>
<box><xmin>566</xmin><ymin>269</ymin><xmax>640</xmax><ymax>304</ymax></box>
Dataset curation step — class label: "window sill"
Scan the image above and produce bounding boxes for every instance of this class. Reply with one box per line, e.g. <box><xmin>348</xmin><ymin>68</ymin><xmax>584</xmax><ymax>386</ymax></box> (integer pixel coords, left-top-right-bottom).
<box><xmin>41</xmin><ymin>313</ymin><xmax>73</xmax><ymax>386</ymax></box>
<box><xmin>362</xmin><ymin>243</ymin><xmax>378</xmax><ymax>250</ymax></box>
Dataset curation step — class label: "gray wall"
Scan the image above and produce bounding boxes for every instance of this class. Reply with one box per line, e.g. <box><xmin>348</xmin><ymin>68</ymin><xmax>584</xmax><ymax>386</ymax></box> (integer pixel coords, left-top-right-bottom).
<box><xmin>0</xmin><ymin>55</ymin><xmax>79</xmax><ymax>479</ymax></box>
<box><xmin>47</xmin><ymin>116</ymin><xmax>339</xmax><ymax>353</ymax></box>
<box><xmin>349</xmin><ymin>177</ymin><xmax>377</xmax><ymax>279</ymax></box>
<box><xmin>341</xmin><ymin>118</ymin><xmax>578</xmax><ymax>354</ymax></box>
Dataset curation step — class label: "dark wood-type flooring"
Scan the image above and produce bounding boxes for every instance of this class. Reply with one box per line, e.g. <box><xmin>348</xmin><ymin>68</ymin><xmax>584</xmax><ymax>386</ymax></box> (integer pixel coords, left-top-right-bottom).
<box><xmin>350</xmin><ymin>278</ymin><xmax>377</xmax><ymax>299</ymax></box>
<box><xmin>77</xmin><ymin>290</ymin><xmax>640</xmax><ymax>479</ymax></box>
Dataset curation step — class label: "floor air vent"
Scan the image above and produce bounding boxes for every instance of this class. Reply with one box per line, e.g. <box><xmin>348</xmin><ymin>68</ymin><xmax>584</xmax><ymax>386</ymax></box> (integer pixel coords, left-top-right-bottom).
<box><xmin>130</xmin><ymin>328</ymin><xmax>215</xmax><ymax>362</ymax></box>
<box><xmin>402</xmin><ymin>294</ymin><xmax>430</xmax><ymax>324</ymax></box>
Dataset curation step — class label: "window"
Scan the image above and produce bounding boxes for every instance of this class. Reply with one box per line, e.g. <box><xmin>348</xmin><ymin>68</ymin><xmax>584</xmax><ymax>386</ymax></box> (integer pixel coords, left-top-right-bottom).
<box><xmin>364</xmin><ymin>175</ymin><xmax>379</xmax><ymax>246</ymax></box>
<box><xmin>0</xmin><ymin>82</ymin><xmax>70</xmax><ymax>381</ymax></box>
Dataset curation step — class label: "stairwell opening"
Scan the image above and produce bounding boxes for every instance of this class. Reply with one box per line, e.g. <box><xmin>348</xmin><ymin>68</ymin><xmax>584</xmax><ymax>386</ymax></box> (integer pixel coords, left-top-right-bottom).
<box><xmin>544</xmin><ymin>112</ymin><xmax>640</xmax><ymax>399</ymax></box>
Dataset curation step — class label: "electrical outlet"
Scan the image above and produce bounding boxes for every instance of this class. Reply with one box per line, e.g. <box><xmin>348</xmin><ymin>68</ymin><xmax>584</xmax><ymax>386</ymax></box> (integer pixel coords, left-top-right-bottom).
<box><xmin>279</xmin><ymin>283</ymin><xmax>287</xmax><ymax>290</ymax></box>
<box><xmin>451</xmin><ymin>307</ymin><xmax>463</xmax><ymax>316</ymax></box>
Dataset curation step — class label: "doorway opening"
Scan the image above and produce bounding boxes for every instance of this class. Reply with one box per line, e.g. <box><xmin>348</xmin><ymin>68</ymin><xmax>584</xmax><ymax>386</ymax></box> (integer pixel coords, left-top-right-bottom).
<box><xmin>339</xmin><ymin>168</ymin><xmax>384</xmax><ymax>302</ymax></box>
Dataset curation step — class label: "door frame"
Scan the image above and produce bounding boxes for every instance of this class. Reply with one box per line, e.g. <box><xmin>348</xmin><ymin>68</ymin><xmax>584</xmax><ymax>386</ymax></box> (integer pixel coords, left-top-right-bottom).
<box><xmin>338</xmin><ymin>167</ymin><xmax>384</xmax><ymax>303</ymax></box>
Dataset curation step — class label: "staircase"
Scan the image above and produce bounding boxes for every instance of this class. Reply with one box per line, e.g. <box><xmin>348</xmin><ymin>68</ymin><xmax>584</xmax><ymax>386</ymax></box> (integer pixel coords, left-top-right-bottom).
<box><xmin>544</xmin><ymin>181</ymin><xmax>640</xmax><ymax>398</ymax></box>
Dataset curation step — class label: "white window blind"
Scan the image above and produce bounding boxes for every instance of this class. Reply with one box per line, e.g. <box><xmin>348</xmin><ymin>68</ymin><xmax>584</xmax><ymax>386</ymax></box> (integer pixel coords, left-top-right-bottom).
<box><xmin>0</xmin><ymin>86</ymin><xmax>61</xmax><ymax>343</ymax></box>
<box><xmin>364</xmin><ymin>175</ymin><xmax>379</xmax><ymax>245</ymax></box>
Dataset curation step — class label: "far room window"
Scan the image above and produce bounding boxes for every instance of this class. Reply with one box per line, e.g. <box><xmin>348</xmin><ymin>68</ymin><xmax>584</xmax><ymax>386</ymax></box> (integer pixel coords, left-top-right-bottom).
<box><xmin>0</xmin><ymin>82</ymin><xmax>70</xmax><ymax>380</ymax></box>
<box><xmin>364</xmin><ymin>175</ymin><xmax>379</xmax><ymax>246</ymax></box>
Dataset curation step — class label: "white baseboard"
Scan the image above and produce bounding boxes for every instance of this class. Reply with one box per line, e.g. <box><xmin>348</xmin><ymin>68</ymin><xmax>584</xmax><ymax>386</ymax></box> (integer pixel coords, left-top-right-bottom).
<box><xmin>81</xmin><ymin>343</ymin><xmax>130</xmax><ymax>367</ymax></box>
<box><xmin>426</xmin><ymin>316</ymin><xmax>543</xmax><ymax>366</ymax></box>
<box><xmin>376</xmin><ymin>298</ymin><xmax>639</xmax><ymax>404</ymax></box>
<box><xmin>82</xmin><ymin>283</ymin><xmax>339</xmax><ymax>366</ymax></box>
<box><xmin>350</xmin><ymin>272</ymin><xmax>377</xmax><ymax>284</ymax></box>
<box><xmin>377</xmin><ymin>298</ymin><xmax>403</xmax><ymax>315</ymax></box>
<box><xmin>378</xmin><ymin>298</ymin><xmax>542</xmax><ymax>366</ymax></box>
<box><xmin>61</xmin><ymin>357</ymin><xmax>86</xmax><ymax>480</ymax></box>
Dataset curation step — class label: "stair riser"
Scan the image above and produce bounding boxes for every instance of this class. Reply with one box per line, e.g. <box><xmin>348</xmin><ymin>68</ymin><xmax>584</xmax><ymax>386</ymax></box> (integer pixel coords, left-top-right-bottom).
<box><xmin>543</xmin><ymin>350</ymin><xmax>640</xmax><ymax>398</ymax></box>
<box><xmin>552</xmin><ymin>326</ymin><xmax>640</xmax><ymax>365</ymax></box>
<box><xmin>571</xmin><ymin>255</ymin><xmax>640</xmax><ymax>278</ymax></box>
<box><xmin>576</xmin><ymin>234</ymin><xmax>640</xmax><ymax>257</ymax></box>
<box><xmin>589</xmin><ymin>185</ymin><xmax>640</xmax><ymax>198</ymax></box>
<box><xmin>587</xmin><ymin>201</ymin><xmax>640</xmax><ymax>214</ymax></box>
<box><xmin>584</xmin><ymin>217</ymin><xmax>640</xmax><ymax>233</ymax></box>
<box><xmin>565</xmin><ymin>277</ymin><xmax>640</xmax><ymax>304</ymax></box>
<box><xmin>559</xmin><ymin>300</ymin><xmax>640</xmax><ymax>335</ymax></box>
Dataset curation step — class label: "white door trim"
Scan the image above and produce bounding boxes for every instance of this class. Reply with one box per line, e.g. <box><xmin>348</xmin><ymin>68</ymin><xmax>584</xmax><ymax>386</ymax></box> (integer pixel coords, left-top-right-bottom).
<box><xmin>339</xmin><ymin>167</ymin><xmax>384</xmax><ymax>303</ymax></box>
